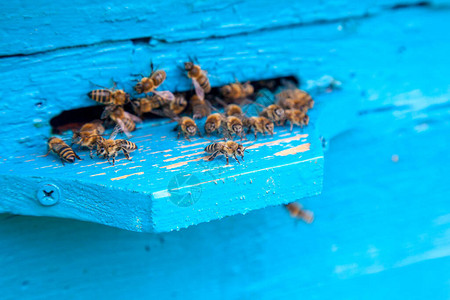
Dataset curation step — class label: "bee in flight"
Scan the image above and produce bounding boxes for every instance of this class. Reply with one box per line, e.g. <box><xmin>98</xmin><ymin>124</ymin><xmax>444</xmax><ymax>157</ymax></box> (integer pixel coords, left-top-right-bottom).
<box><xmin>101</xmin><ymin>106</ymin><xmax>142</xmax><ymax>137</ymax></box>
<box><xmin>96</xmin><ymin>127</ymin><xmax>138</xmax><ymax>166</ymax></box>
<box><xmin>134</xmin><ymin>62</ymin><xmax>167</xmax><ymax>94</ymax></box>
<box><xmin>184</xmin><ymin>59</ymin><xmax>211</xmax><ymax>101</ymax></box>
<box><xmin>88</xmin><ymin>82</ymin><xmax>130</xmax><ymax>106</ymax></box>
<box><xmin>44</xmin><ymin>137</ymin><xmax>81</xmax><ymax>165</ymax></box>
<box><xmin>71</xmin><ymin>121</ymin><xmax>105</xmax><ymax>158</ymax></box>
<box><xmin>204</xmin><ymin>141</ymin><xmax>249</xmax><ymax>165</ymax></box>
<box><xmin>284</xmin><ymin>202</ymin><xmax>314</xmax><ymax>224</ymax></box>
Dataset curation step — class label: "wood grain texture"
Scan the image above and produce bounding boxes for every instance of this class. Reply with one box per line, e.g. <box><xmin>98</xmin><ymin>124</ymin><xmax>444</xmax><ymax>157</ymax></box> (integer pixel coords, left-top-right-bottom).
<box><xmin>0</xmin><ymin>120</ymin><xmax>324</xmax><ymax>232</ymax></box>
<box><xmin>2</xmin><ymin>6</ymin><xmax>450</xmax><ymax>154</ymax></box>
<box><xmin>0</xmin><ymin>0</ymin><xmax>445</xmax><ymax>56</ymax></box>
<box><xmin>0</xmin><ymin>96</ymin><xmax>448</xmax><ymax>299</ymax></box>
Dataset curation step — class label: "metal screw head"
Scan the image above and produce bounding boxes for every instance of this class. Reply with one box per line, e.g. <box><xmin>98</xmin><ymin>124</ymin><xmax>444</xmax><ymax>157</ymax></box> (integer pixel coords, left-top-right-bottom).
<box><xmin>36</xmin><ymin>183</ymin><xmax>61</xmax><ymax>206</ymax></box>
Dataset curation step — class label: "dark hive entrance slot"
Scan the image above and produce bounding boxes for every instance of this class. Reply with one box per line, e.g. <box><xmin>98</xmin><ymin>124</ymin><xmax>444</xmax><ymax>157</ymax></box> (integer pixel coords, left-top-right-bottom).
<box><xmin>49</xmin><ymin>75</ymin><xmax>299</xmax><ymax>134</ymax></box>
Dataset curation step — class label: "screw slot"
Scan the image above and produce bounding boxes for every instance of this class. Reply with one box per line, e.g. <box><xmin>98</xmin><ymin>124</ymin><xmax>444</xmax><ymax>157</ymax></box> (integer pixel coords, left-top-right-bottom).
<box><xmin>36</xmin><ymin>183</ymin><xmax>61</xmax><ymax>206</ymax></box>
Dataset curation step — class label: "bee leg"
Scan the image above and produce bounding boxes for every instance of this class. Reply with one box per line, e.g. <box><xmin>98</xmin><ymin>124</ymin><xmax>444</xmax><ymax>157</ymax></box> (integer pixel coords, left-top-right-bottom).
<box><xmin>123</xmin><ymin>151</ymin><xmax>131</xmax><ymax>160</ymax></box>
<box><xmin>290</xmin><ymin>123</ymin><xmax>294</xmax><ymax>132</ymax></box>
<box><xmin>233</xmin><ymin>154</ymin><xmax>240</xmax><ymax>164</ymax></box>
<box><xmin>225</xmin><ymin>154</ymin><xmax>229</xmax><ymax>165</ymax></box>
<box><xmin>43</xmin><ymin>149</ymin><xmax>51</xmax><ymax>157</ymax></box>
<box><xmin>60</xmin><ymin>158</ymin><xmax>66</xmax><ymax>166</ymax></box>
<box><xmin>74</xmin><ymin>152</ymin><xmax>82</xmax><ymax>160</ymax></box>
<box><xmin>112</xmin><ymin>158</ymin><xmax>115</xmax><ymax>166</ymax></box>
<box><xmin>254</xmin><ymin>131</ymin><xmax>258</xmax><ymax>140</ymax></box>
<box><xmin>197</xmin><ymin>129</ymin><xmax>203</xmax><ymax>138</ymax></box>
<box><xmin>89</xmin><ymin>149</ymin><xmax>95</xmax><ymax>159</ymax></box>
<box><xmin>207</xmin><ymin>151</ymin><xmax>220</xmax><ymax>161</ymax></box>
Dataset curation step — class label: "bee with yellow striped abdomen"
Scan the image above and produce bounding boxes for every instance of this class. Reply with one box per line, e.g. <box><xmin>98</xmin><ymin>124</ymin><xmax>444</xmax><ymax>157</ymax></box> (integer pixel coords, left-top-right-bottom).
<box><xmin>88</xmin><ymin>85</ymin><xmax>130</xmax><ymax>106</ymax></box>
<box><xmin>71</xmin><ymin>121</ymin><xmax>105</xmax><ymax>158</ymax></box>
<box><xmin>134</xmin><ymin>63</ymin><xmax>167</xmax><ymax>94</ymax></box>
<box><xmin>204</xmin><ymin>141</ymin><xmax>248</xmax><ymax>165</ymax></box>
<box><xmin>44</xmin><ymin>137</ymin><xmax>81</xmax><ymax>165</ymax></box>
<box><xmin>184</xmin><ymin>61</ymin><xmax>211</xmax><ymax>100</ymax></box>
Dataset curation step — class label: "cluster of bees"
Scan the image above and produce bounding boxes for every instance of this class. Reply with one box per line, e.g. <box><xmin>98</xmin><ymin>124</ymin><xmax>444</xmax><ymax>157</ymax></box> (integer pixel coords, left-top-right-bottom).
<box><xmin>45</xmin><ymin>60</ymin><xmax>313</xmax><ymax>166</ymax></box>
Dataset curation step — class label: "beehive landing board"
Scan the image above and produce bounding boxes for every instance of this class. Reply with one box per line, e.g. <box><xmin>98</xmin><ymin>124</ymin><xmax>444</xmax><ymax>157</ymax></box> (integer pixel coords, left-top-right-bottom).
<box><xmin>0</xmin><ymin>120</ymin><xmax>323</xmax><ymax>232</ymax></box>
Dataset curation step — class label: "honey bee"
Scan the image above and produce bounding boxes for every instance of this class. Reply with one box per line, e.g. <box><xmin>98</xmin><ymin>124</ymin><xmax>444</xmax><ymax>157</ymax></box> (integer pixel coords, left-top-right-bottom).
<box><xmin>88</xmin><ymin>84</ymin><xmax>130</xmax><ymax>106</ymax></box>
<box><xmin>71</xmin><ymin>121</ymin><xmax>105</xmax><ymax>157</ymax></box>
<box><xmin>102</xmin><ymin>106</ymin><xmax>142</xmax><ymax>137</ymax></box>
<box><xmin>175</xmin><ymin>117</ymin><xmax>201</xmax><ymax>141</ymax></box>
<box><xmin>134</xmin><ymin>63</ymin><xmax>167</xmax><ymax>94</ymax></box>
<box><xmin>259</xmin><ymin>104</ymin><xmax>285</xmax><ymax>125</ymax></box>
<box><xmin>184</xmin><ymin>61</ymin><xmax>211</xmax><ymax>100</ymax></box>
<box><xmin>44</xmin><ymin>137</ymin><xmax>81</xmax><ymax>165</ymax></box>
<box><xmin>243</xmin><ymin>116</ymin><xmax>274</xmax><ymax>139</ymax></box>
<box><xmin>133</xmin><ymin>93</ymin><xmax>187</xmax><ymax>116</ymax></box>
<box><xmin>276</xmin><ymin>89</ymin><xmax>314</xmax><ymax>110</ymax></box>
<box><xmin>284</xmin><ymin>202</ymin><xmax>314</xmax><ymax>224</ymax></box>
<box><xmin>204</xmin><ymin>141</ymin><xmax>249</xmax><ymax>165</ymax></box>
<box><xmin>283</xmin><ymin>109</ymin><xmax>309</xmax><ymax>131</ymax></box>
<box><xmin>97</xmin><ymin>137</ymin><xmax>138</xmax><ymax>166</ymax></box>
<box><xmin>220</xmin><ymin>81</ymin><xmax>254</xmax><ymax>101</ymax></box>
<box><xmin>190</xmin><ymin>94</ymin><xmax>212</xmax><ymax>119</ymax></box>
<box><xmin>222</xmin><ymin>116</ymin><xmax>245</xmax><ymax>140</ymax></box>
<box><xmin>225</xmin><ymin>104</ymin><xmax>244</xmax><ymax>118</ymax></box>
<box><xmin>204</xmin><ymin>113</ymin><xmax>223</xmax><ymax>136</ymax></box>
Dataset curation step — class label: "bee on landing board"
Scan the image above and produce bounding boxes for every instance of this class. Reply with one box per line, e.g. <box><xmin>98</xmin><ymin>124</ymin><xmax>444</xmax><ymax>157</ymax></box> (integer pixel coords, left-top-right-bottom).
<box><xmin>283</xmin><ymin>109</ymin><xmax>309</xmax><ymax>131</ymax></box>
<box><xmin>134</xmin><ymin>63</ymin><xmax>167</xmax><ymax>94</ymax></box>
<box><xmin>101</xmin><ymin>106</ymin><xmax>142</xmax><ymax>137</ymax></box>
<box><xmin>184</xmin><ymin>60</ymin><xmax>211</xmax><ymax>100</ymax></box>
<box><xmin>222</xmin><ymin>116</ymin><xmax>246</xmax><ymax>141</ymax></box>
<box><xmin>132</xmin><ymin>93</ymin><xmax>188</xmax><ymax>117</ymax></box>
<box><xmin>284</xmin><ymin>202</ymin><xmax>314</xmax><ymax>224</ymax></box>
<box><xmin>44</xmin><ymin>137</ymin><xmax>81</xmax><ymax>165</ymax></box>
<box><xmin>220</xmin><ymin>81</ymin><xmax>254</xmax><ymax>102</ymax></box>
<box><xmin>204</xmin><ymin>113</ymin><xmax>223</xmax><ymax>136</ymax></box>
<box><xmin>259</xmin><ymin>104</ymin><xmax>286</xmax><ymax>126</ymax></box>
<box><xmin>174</xmin><ymin>116</ymin><xmax>202</xmax><ymax>141</ymax></box>
<box><xmin>190</xmin><ymin>94</ymin><xmax>212</xmax><ymax>119</ymax></box>
<box><xmin>96</xmin><ymin>128</ymin><xmax>138</xmax><ymax>166</ymax></box>
<box><xmin>276</xmin><ymin>88</ymin><xmax>314</xmax><ymax>110</ymax></box>
<box><xmin>71</xmin><ymin>121</ymin><xmax>105</xmax><ymax>158</ymax></box>
<box><xmin>88</xmin><ymin>83</ymin><xmax>130</xmax><ymax>106</ymax></box>
<box><xmin>204</xmin><ymin>141</ymin><xmax>249</xmax><ymax>165</ymax></box>
<box><xmin>243</xmin><ymin>116</ymin><xmax>274</xmax><ymax>139</ymax></box>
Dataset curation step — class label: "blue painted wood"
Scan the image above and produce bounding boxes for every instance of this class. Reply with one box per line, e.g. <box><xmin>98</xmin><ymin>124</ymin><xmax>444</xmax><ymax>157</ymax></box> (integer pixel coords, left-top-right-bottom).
<box><xmin>0</xmin><ymin>0</ymin><xmax>443</xmax><ymax>56</ymax></box>
<box><xmin>0</xmin><ymin>119</ymin><xmax>323</xmax><ymax>232</ymax></box>
<box><xmin>0</xmin><ymin>1</ymin><xmax>449</xmax><ymax>299</ymax></box>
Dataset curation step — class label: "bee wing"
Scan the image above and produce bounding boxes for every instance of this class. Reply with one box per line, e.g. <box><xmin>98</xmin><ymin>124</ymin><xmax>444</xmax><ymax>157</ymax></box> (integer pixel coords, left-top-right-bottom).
<box><xmin>153</xmin><ymin>90</ymin><xmax>175</xmax><ymax>102</ymax></box>
<box><xmin>113</xmin><ymin>120</ymin><xmax>132</xmax><ymax>138</ymax></box>
<box><xmin>109</xmin><ymin>125</ymin><xmax>122</xmax><ymax>140</ymax></box>
<box><xmin>101</xmin><ymin>105</ymin><xmax>115</xmax><ymax>120</ymax></box>
<box><xmin>123</xmin><ymin>111</ymin><xmax>143</xmax><ymax>123</ymax></box>
<box><xmin>192</xmin><ymin>79</ymin><xmax>205</xmax><ymax>101</ymax></box>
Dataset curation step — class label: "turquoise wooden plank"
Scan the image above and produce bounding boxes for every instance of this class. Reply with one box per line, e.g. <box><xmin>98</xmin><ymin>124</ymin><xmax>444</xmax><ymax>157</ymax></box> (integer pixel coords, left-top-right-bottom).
<box><xmin>0</xmin><ymin>117</ymin><xmax>324</xmax><ymax>232</ymax></box>
<box><xmin>3</xmin><ymin>6</ymin><xmax>450</xmax><ymax>154</ymax></box>
<box><xmin>0</xmin><ymin>93</ymin><xmax>449</xmax><ymax>299</ymax></box>
<box><xmin>0</xmin><ymin>0</ymin><xmax>443</xmax><ymax>56</ymax></box>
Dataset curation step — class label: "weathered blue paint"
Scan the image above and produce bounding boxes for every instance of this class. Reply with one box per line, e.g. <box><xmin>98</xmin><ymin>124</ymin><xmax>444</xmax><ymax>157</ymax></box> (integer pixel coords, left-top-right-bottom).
<box><xmin>0</xmin><ymin>119</ymin><xmax>324</xmax><ymax>232</ymax></box>
<box><xmin>0</xmin><ymin>2</ymin><xmax>450</xmax><ymax>300</ymax></box>
<box><xmin>0</xmin><ymin>0</ymin><xmax>439</xmax><ymax>56</ymax></box>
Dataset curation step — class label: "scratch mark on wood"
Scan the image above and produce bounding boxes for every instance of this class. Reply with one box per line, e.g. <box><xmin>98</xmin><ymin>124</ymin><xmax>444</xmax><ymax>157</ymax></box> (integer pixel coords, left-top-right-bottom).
<box><xmin>160</xmin><ymin>157</ymin><xmax>207</xmax><ymax>170</ymax></box>
<box><xmin>247</xmin><ymin>134</ymin><xmax>308</xmax><ymax>149</ymax></box>
<box><xmin>274</xmin><ymin>143</ymin><xmax>311</xmax><ymax>156</ymax></box>
<box><xmin>110</xmin><ymin>172</ymin><xmax>144</xmax><ymax>181</ymax></box>
<box><xmin>163</xmin><ymin>152</ymin><xmax>204</xmax><ymax>162</ymax></box>
<box><xmin>90</xmin><ymin>173</ymin><xmax>106</xmax><ymax>177</ymax></box>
